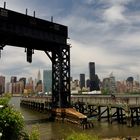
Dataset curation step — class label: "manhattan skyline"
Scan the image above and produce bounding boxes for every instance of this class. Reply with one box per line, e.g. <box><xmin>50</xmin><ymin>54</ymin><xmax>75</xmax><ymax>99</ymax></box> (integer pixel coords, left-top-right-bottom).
<box><xmin>0</xmin><ymin>0</ymin><xmax>140</xmax><ymax>81</ymax></box>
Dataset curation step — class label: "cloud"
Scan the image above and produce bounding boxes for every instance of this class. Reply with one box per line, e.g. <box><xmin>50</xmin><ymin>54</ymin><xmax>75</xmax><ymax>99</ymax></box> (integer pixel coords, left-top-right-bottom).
<box><xmin>103</xmin><ymin>5</ymin><xmax>127</xmax><ymax>23</ymax></box>
<box><xmin>0</xmin><ymin>0</ymin><xmax>140</xmax><ymax>82</ymax></box>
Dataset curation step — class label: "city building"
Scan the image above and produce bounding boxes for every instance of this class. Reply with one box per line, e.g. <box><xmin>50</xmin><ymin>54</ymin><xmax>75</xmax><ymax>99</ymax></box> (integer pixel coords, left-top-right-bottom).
<box><xmin>43</xmin><ymin>70</ymin><xmax>52</xmax><ymax>93</ymax></box>
<box><xmin>37</xmin><ymin>70</ymin><xmax>41</xmax><ymax>82</ymax></box>
<box><xmin>35</xmin><ymin>70</ymin><xmax>42</xmax><ymax>93</ymax></box>
<box><xmin>10</xmin><ymin>76</ymin><xmax>17</xmax><ymax>94</ymax></box>
<box><xmin>89</xmin><ymin>62</ymin><xmax>100</xmax><ymax>91</ymax></box>
<box><xmin>126</xmin><ymin>77</ymin><xmax>133</xmax><ymax>93</ymax></box>
<box><xmin>80</xmin><ymin>74</ymin><xmax>85</xmax><ymax>90</ymax></box>
<box><xmin>11</xmin><ymin>76</ymin><xmax>17</xmax><ymax>83</ymax></box>
<box><xmin>5</xmin><ymin>82</ymin><xmax>11</xmax><ymax>93</ymax></box>
<box><xmin>0</xmin><ymin>75</ymin><xmax>5</xmax><ymax>95</ymax></box>
<box><xmin>102</xmin><ymin>73</ymin><xmax>116</xmax><ymax>94</ymax></box>
<box><xmin>35</xmin><ymin>80</ymin><xmax>43</xmax><ymax>93</ymax></box>
<box><xmin>71</xmin><ymin>79</ymin><xmax>80</xmax><ymax>91</ymax></box>
<box><xmin>86</xmin><ymin>79</ymin><xmax>90</xmax><ymax>89</ymax></box>
<box><xmin>24</xmin><ymin>77</ymin><xmax>34</xmax><ymax>94</ymax></box>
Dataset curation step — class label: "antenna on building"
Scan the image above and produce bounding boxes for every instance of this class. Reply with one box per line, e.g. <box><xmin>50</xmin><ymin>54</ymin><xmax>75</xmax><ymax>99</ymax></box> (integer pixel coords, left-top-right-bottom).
<box><xmin>26</xmin><ymin>8</ymin><xmax>28</xmax><ymax>15</ymax></box>
<box><xmin>33</xmin><ymin>11</ymin><xmax>35</xmax><ymax>17</ymax></box>
<box><xmin>51</xmin><ymin>16</ymin><xmax>53</xmax><ymax>22</ymax></box>
<box><xmin>0</xmin><ymin>46</ymin><xmax>4</xmax><ymax>58</ymax></box>
<box><xmin>4</xmin><ymin>2</ymin><xmax>6</xmax><ymax>9</ymax></box>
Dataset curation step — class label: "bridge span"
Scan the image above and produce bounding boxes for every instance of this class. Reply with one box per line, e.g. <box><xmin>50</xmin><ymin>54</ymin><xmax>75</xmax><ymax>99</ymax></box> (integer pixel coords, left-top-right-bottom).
<box><xmin>20</xmin><ymin>94</ymin><xmax>140</xmax><ymax>128</ymax></box>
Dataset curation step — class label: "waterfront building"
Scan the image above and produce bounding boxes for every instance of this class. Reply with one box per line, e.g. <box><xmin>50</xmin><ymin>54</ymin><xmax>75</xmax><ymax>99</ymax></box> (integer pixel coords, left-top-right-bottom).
<box><xmin>116</xmin><ymin>81</ymin><xmax>127</xmax><ymax>93</ymax></box>
<box><xmin>10</xmin><ymin>76</ymin><xmax>17</xmax><ymax>94</ymax></box>
<box><xmin>89</xmin><ymin>62</ymin><xmax>95</xmax><ymax>81</ymax></box>
<box><xmin>43</xmin><ymin>70</ymin><xmax>52</xmax><ymax>93</ymax></box>
<box><xmin>0</xmin><ymin>75</ymin><xmax>5</xmax><ymax>94</ymax></box>
<box><xmin>80</xmin><ymin>74</ymin><xmax>85</xmax><ymax>90</ymax></box>
<box><xmin>5</xmin><ymin>82</ymin><xmax>10</xmax><ymax>93</ymax></box>
<box><xmin>35</xmin><ymin>80</ymin><xmax>43</xmax><ymax>93</ymax></box>
<box><xmin>126</xmin><ymin>77</ymin><xmax>133</xmax><ymax>93</ymax></box>
<box><xmin>24</xmin><ymin>77</ymin><xmax>34</xmax><ymax>94</ymax></box>
<box><xmin>86</xmin><ymin>79</ymin><xmax>90</xmax><ymax>88</ymax></box>
<box><xmin>109</xmin><ymin>73</ymin><xmax>116</xmax><ymax>93</ymax></box>
<box><xmin>35</xmin><ymin>70</ymin><xmax>43</xmax><ymax>93</ymax></box>
<box><xmin>89</xmin><ymin>62</ymin><xmax>100</xmax><ymax>91</ymax></box>
<box><xmin>37</xmin><ymin>70</ymin><xmax>41</xmax><ymax>82</ymax></box>
<box><xmin>19</xmin><ymin>77</ymin><xmax>26</xmax><ymax>88</ymax></box>
<box><xmin>102</xmin><ymin>73</ymin><xmax>116</xmax><ymax>94</ymax></box>
<box><xmin>11</xmin><ymin>76</ymin><xmax>17</xmax><ymax>83</ymax></box>
<box><xmin>71</xmin><ymin>79</ymin><xmax>80</xmax><ymax>91</ymax></box>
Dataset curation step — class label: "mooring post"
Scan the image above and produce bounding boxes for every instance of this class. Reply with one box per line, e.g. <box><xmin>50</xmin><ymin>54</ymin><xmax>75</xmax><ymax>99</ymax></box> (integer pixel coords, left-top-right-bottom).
<box><xmin>136</xmin><ymin>108</ymin><xmax>139</xmax><ymax>125</ymax></box>
<box><xmin>120</xmin><ymin>108</ymin><xmax>124</xmax><ymax>124</ymax></box>
<box><xmin>97</xmin><ymin>105</ymin><xmax>101</xmax><ymax>121</ymax></box>
<box><xmin>108</xmin><ymin>105</ymin><xmax>112</xmax><ymax>123</ymax></box>
<box><xmin>125</xmin><ymin>105</ymin><xmax>132</xmax><ymax>127</ymax></box>
<box><xmin>117</xmin><ymin>108</ymin><xmax>120</xmax><ymax>123</ymax></box>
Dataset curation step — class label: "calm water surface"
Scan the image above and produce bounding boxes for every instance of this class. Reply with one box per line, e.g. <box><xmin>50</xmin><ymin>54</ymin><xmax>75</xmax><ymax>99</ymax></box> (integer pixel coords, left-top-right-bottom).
<box><xmin>9</xmin><ymin>97</ymin><xmax>140</xmax><ymax>140</ymax></box>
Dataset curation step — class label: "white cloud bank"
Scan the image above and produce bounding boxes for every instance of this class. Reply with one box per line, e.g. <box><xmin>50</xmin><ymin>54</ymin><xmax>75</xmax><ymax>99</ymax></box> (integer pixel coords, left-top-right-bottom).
<box><xmin>0</xmin><ymin>0</ymin><xmax>140</xmax><ymax>82</ymax></box>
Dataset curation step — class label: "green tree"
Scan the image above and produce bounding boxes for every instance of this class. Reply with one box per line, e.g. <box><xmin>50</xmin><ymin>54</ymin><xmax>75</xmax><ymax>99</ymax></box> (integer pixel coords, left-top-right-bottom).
<box><xmin>0</xmin><ymin>94</ymin><xmax>28</xmax><ymax>140</ymax></box>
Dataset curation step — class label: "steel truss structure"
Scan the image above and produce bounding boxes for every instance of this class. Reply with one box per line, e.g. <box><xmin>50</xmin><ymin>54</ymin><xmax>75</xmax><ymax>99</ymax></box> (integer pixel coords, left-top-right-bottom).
<box><xmin>0</xmin><ymin>7</ymin><xmax>70</xmax><ymax>108</ymax></box>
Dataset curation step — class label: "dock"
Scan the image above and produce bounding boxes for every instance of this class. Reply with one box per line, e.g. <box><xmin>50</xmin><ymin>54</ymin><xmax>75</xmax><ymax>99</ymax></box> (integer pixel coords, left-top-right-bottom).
<box><xmin>20</xmin><ymin>94</ymin><xmax>140</xmax><ymax>128</ymax></box>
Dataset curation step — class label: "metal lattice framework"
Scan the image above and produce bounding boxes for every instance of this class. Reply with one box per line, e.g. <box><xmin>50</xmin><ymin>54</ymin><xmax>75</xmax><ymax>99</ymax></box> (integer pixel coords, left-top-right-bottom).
<box><xmin>0</xmin><ymin>7</ymin><xmax>71</xmax><ymax>108</ymax></box>
<box><xmin>46</xmin><ymin>45</ymin><xmax>70</xmax><ymax>108</ymax></box>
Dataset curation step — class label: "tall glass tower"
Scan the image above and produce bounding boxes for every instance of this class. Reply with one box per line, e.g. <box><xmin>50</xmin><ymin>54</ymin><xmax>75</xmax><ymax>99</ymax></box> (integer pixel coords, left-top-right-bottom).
<box><xmin>80</xmin><ymin>74</ymin><xmax>85</xmax><ymax>90</ymax></box>
<box><xmin>43</xmin><ymin>70</ymin><xmax>52</xmax><ymax>93</ymax></box>
<box><xmin>89</xmin><ymin>62</ymin><xmax>100</xmax><ymax>91</ymax></box>
<box><xmin>89</xmin><ymin>62</ymin><xmax>95</xmax><ymax>81</ymax></box>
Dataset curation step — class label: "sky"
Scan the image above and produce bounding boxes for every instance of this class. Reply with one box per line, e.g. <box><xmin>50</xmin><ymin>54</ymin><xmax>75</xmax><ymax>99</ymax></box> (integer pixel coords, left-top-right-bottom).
<box><xmin>0</xmin><ymin>0</ymin><xmax>140</xmax><ymax>82</ymax></box>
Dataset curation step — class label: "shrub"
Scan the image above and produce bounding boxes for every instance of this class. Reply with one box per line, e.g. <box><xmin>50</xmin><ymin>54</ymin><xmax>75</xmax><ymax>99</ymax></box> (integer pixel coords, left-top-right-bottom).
<box><xmin>66</xmin><ymin>132</ymin><xmax>100</xmax><ymax>140</ymax></box>
<box><xmin>0</xmin><ymin>93</ymin><xmax>11</xmax><ymax>106</ymax></box>
<box><xmin>29</xmin><ymin>125</ymin><xmax>40</xmax><ymax>140</ymax></box>
<box><xmin>0</xmin><ymin>94</ymin><xmax>26</xmax><ymax>140</ymax></box>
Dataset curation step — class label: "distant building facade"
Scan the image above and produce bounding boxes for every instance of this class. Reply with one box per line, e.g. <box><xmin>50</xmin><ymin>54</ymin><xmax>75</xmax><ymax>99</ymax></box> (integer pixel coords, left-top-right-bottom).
<box><xmin>80</xmin><ymin>74</ymin><xmax>85</xmax><ymax>90</ymax></box>
<box><xmin>102</xmin><ymin>73</ymin><xmax>116</xmax><ymax>94</ymax></box>
<box><xmin>10</xmin><ymin>76</ymin><xmax>17</xmax><ymax>94</ymax></box>
<box><xmin>89</xmin><ymin>62</ymin><xmax>100</xmax><ymax>91</ymax></box>
<box><xmin>43</xmin><ymin>70</ymin><xmax>52</xmax><ymax>93</ymax></box>
<box><xmin>0</xmin><ymin>76</ymin><xmax>5</xmax><ymax>94</ymax></box>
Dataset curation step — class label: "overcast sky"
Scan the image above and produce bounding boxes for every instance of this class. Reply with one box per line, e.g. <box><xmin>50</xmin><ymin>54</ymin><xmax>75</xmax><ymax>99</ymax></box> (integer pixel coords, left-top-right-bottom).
<box><xmin>0</xmin><ymin>0</ymin><xmax>140</xmax><ymax>82</ymax></box>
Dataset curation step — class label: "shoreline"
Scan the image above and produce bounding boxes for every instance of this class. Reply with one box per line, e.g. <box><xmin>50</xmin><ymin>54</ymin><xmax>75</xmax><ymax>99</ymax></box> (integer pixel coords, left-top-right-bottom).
<box><xmin>103</xmin><ymin>136</ymin><xmax>140</xmax><ymax>140</ymax></box>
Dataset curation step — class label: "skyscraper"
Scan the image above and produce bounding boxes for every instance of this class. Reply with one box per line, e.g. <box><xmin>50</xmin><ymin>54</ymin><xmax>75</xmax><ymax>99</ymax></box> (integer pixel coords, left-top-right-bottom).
<box><xmin>43</xmin><ymin>70</ymin><xmax>52</xmax><ymax>93</ymax></box>
<box><xmin>89</xmin><ymin>62</ymin><xmax>100</xmax><ymax>91</ymax></box>
<box><xmin>37</xmin><ymin>70</ymin><xmax>41</xmax><ymax>82</ymax></box>
<box><xmin>0</xmin><ymin>76</ymin><xmax>5</xmax><ymax>95</ymax></box>
<box><xmin>11</xmin><ymin>76</ymin><xmax>17</xmax><ymax>94</ymax></box>
<box><xmin>80</xmin><ymin>74</ymin><xmax>85</xmax><ymax>90</ymax></box>
<box><xmin>89</xmin><ymin>62</ymin><xmax>95</xmax><ymax>81</ymax></box>
<box><xmin>11</xmin><ymin>76</ymin><xmax>17</xmax><ymax>83</ymax></box>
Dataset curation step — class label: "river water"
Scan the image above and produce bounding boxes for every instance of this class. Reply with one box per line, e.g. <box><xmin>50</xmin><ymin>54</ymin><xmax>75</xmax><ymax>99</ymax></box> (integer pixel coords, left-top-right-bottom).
<box><xmin>9</xmin><ymin>97</ymin><xmax>140</xmax><ymax>140</ymax></box>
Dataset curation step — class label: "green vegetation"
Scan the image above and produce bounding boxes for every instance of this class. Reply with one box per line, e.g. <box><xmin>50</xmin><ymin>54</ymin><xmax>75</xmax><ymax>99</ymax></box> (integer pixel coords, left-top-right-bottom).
<box><xmin>0</xmin><ymin>93</ymin><xmax>26</xmax><ymax>140</ymax></box>
<box><xmin>0</xmin><ymin>94</ymin><xmax>99</xmax><ymax>140</ymax></box>
<box><xmin>66</xmin><ymin>132</ymin><xmax>100</xmax><ymax>140</ymax></box>
<box><xmin>0</xmin><ymin>93</ymin><xmax>11</xmax><ymax>106</ymax></box>
<box><xmin>101</xmin><ymin>88</ymin><xmax>109</xmax><ymax>95</ymax></box>
<box><xmin>29</xmin><ymin>125</ymin><xmax>40</xmax><ymax>140</ymax></box>
<box><xmin>0</xmin><ymin>93</ymin><xmax>40</xmax><ymax>140</ymax></box>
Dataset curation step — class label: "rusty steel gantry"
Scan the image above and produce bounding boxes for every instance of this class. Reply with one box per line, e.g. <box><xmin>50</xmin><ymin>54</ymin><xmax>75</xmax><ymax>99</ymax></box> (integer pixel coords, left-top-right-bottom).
<box><xmin>0</xmin><ymin>6</ymin><xmax>70</xmax><ymax>108</ymax></box>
